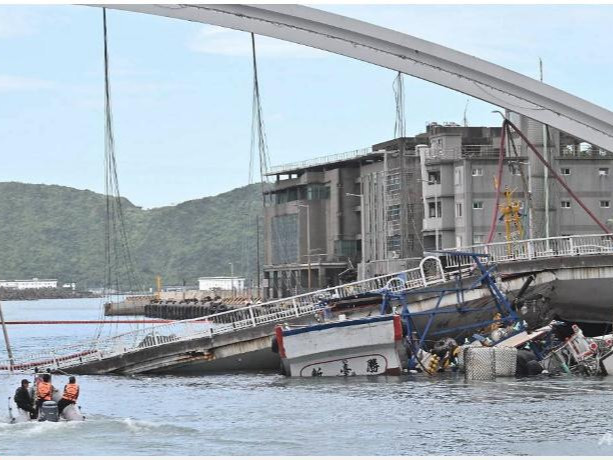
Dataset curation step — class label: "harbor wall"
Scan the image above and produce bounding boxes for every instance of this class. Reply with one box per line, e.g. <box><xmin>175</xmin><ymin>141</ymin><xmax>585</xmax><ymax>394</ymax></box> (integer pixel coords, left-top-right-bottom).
<box><xmin>105</xmin><ymin>289</ymin><xmax>265</xmax><ymax>317</ymax></box>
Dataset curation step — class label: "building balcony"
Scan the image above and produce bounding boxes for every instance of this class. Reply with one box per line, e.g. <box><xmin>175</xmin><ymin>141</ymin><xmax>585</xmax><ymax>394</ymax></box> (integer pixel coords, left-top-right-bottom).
<box><xmin>557</xmin><ymin>145</ymin><xmax>613</xmax><ymax>159</ymax></box>
<box><xmin>423</xmin><ymin>216</ymin><xmax>442</xmax><ymax>230</ymax></box>
<box><xmin>425</xmin><ymin>145</ymin><xmax>501</xmax><ymax>164</ymax></box>
<box><xmin>422</xmin><ymin>182</ymin><xmax>442</xmax><ymax>198</ymax></box>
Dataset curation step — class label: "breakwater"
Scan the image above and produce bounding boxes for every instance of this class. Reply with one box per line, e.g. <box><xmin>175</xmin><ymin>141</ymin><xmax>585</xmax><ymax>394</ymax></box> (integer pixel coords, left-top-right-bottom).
<box><xmin>144</xmin><ymin>297</ymin><xmax>250</xmax><ymax>320</ymax></box>
<box><xmin>0</xmin><ymin>288</ymin><xmax>99</xmax><ymax>301</ymax></box>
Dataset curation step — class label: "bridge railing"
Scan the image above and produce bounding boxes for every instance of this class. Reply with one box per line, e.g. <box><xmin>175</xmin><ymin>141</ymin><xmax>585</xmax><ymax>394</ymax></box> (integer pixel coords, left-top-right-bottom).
<box><xmin>446</xmin><ymin>233</ymin><xmax>613</xmax><ymax>268</ymax></box>
<box><xmin>4</xmin><ymin>256</ymin><xmax>475</xmax><ymax>373</ymax></box>
<box><xmin>6</xmin><ymin>234</ymin><xmax>613</xmax><ymax>373</ymax></box>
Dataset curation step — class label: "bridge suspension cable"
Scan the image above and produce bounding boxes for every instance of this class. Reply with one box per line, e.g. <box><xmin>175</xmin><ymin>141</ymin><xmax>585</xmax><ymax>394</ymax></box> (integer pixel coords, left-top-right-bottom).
<box><xmin>98</xmin><ymin>8</ymin><xmax>146</xmax><ymax>340</ymax></box>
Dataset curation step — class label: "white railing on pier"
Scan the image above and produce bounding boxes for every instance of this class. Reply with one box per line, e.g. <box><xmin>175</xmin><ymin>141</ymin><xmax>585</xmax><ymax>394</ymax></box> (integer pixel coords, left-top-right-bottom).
<box><xmin>445</xmin><ymin>233</ymin><xmax>613</xmax><ymax>268</ymax></box>
<box><xmin>2</xmin><ymin>256</ymin><xmax>470</xmax><ymax>373</ymax></box>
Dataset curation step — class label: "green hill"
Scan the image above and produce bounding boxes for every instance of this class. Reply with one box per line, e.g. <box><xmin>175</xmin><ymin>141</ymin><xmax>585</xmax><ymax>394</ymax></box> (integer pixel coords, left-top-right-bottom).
<box><xmin>0</xmin><ymin>182</ymin><xmax>263</xmax><ymax>289</ymax></box>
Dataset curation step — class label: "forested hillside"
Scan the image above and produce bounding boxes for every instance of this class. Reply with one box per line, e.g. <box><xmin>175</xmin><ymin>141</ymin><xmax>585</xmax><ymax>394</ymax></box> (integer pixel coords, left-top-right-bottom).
<box><xmin>0</xmin><ymin>182</ymin><xmax>263</xmax><ymax>289</ymax></box>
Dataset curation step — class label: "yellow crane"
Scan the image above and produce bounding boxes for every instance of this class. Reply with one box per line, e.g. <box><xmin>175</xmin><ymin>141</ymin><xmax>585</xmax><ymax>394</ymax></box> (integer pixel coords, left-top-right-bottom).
<box><xmin>499</xmin><ymin>186</ymin><xmax>524</xmax><ymax>254</ymax></box>
<box><xmin>155</xmin><ymin>275</ymin><xmax>162</xmax><ymax>301</ymax></box>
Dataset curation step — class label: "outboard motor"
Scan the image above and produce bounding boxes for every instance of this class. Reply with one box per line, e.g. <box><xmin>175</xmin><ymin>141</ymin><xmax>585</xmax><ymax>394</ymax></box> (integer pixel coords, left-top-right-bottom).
<box><xmin>39</xmin><ymin>401</ymin><xmax>59</xmax><ymax>422</ymax></box>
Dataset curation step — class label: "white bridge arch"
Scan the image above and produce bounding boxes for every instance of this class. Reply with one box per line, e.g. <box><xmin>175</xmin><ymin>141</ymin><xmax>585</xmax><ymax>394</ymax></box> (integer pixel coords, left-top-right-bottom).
<box><xmin>104</xmin><ymin>4</ymin><xmax>613</xmax><ymax>152</ymax></box>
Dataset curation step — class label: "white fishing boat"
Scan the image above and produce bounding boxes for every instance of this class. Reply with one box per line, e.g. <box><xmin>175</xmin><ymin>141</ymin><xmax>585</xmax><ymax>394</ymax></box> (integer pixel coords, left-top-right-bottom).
<box><xmin>274</xmin><ymin>314</ymin><xmax>406</xmax><ymax>377</ymax></box>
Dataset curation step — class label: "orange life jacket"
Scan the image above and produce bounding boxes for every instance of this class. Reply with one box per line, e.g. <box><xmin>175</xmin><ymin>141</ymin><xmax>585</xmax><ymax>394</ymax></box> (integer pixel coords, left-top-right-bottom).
<box><xmin>62</xmin><ymin>383</ymin><xmax>79</xmax><ymax>402</ymax></box>
<box><xmin>37</xmin><ymin>381</ymin><xmax>52</xmax><ymax>401</ymax></box>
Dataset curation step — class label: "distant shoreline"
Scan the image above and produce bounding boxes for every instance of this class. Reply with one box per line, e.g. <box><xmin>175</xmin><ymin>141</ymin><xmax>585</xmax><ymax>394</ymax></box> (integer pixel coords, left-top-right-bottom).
<box><xmin>0</xmin><ymin>288</ymin><xmax>101</xmax><ymax>301</ymax></box>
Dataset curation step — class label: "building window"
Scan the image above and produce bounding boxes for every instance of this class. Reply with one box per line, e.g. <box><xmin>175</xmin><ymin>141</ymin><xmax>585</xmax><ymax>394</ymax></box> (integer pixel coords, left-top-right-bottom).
<box><xmin>561</xmin><ymin>168</ymin><xmax>571</xmax><ymax>175</ymax></box>
<box><xmin>387</xmin><ymin>204</ymin><xmax>400</xmax><ymax>221</ymax></box>
<box><xmin>473</xmin><ymin>234</ymin><xmax>485</xmax><ymax>244</ymax></box>
<box><xmin>306</xmin><ymin>184</ymin><xmax>330</xmax><ymax>201</ymax></box>
<box><xmin>334</xmin><ymin>240</ymin><xmax>358</xmax><ymax>258</ymax></box>
<box><xmin>454</xmin><ymin>167</ymin><xmax>463</xmax><ymax>186</ymax></box>
<box><xmin>428</xmin><ymin>201</ymin><xmax>441</xmax><ymax>218</ymax></box>
<box><xmin>427</xmin><ymin>171</ymin><xmax>440</xmax><ymax>184</ymax></box>
<box><xmin>561</xmin><ymin>200</ymin><xmax>571</xmax><ymax>209</ymax></box>
<box><xmin>601</xmin><ymin>200</ymin><xmax>610</xmax><ymax>208</ymax></box>
<box><xmin>472</xmin><ymin>168</ymin><xmax>483</xmax><ymax>177</ymax></box>
<box><xmin>271</xmin><ymin>214</ymin><xmax>299</xmax><ymax>264</ymax></box>
<box><xmin>599</xmin><ymin>168</ymin><xmax>610</xmax><ymax>176</ymax></box>
<box><xmin>473</xmin><ymin>201</ymin><xmax>484</xmax><ymax>210</ymax></box>
<box><xmin>456</xmin><ymin>203</ymin><xmax>463</xmax><ymax>217</ymax></box>
<box><xmin>386</xmin><ymin>173</ymin><xmax>401</xmax><ymax>194</ymax></box>
<box><xmin>387</xmin><ymin>235</ymin><xmax>401</xmax><ymax>253</ymax></box>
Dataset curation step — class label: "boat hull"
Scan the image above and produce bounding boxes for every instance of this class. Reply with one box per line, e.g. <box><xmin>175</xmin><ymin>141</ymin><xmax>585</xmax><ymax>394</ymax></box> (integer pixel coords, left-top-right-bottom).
<box><xmin>277</xmin><ymin>315</ymin><xmax>405</xmax><ymax>377</ymax></box>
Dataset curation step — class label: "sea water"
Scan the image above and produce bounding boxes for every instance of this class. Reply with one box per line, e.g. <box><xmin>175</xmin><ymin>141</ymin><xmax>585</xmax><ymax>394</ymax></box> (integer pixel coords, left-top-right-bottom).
<box><xmin>1</xmin><ymin>298</ymin><xmax>613</xmax><ymax>456</ymax></box>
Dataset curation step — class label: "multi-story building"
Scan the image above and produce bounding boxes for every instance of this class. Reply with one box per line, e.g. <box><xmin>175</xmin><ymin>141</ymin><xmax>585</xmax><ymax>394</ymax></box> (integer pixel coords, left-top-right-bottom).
<box><xmin>509</xmin><ymin>113</ymin><xmax>613</xmax><ymax>239</ymax></box>
<box><xmin>262</xmin><ymin>149</ymin><xmax>383</xmax><ymax>298</ymax></box>
<box><xmin>262</xmin><ymin>118</ymin><xmax>613</xmax><ymax>298</ymax></box>
<box><xmin>360</xmin><ymin>135</ymin><xmax>427</xmax><ymax>278</ymax></box>
<box><xmin>421</xmin><ymin>116</ymin><xmax>613</xmax><ymax>248</ymax></box>
<box><xmin>420</xmin><ymin>123</ymin><xmax>506</xmax><ymax>248</ymax></box>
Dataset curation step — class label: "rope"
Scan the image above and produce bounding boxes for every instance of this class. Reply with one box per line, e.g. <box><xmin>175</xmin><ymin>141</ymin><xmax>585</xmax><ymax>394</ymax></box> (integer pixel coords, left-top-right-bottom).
<box><xmin>249</xmin><ymin>33</ymin><xmax>294</xmax><ymax>274</ymax></box>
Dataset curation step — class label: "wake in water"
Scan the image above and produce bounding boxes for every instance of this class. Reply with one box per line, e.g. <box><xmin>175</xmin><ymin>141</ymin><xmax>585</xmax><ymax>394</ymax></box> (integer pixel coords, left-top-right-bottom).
<box><xmin>116</xmin><ymin>417</ymin><xmax>200</xmax><ymax>435</ymax></box>
<box><xmin>0</xmin><ymin>414</ymin><xmax>201</xmax><ymax>456</ymax></box>
<box><xmin>0</xmin><ymin>414</ymin><xmax>199</xmax><ymax>435</ymax></box>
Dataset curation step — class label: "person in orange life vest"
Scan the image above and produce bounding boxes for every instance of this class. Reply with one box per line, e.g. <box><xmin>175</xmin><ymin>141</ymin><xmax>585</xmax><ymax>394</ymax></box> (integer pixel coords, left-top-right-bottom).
<box><xmin>35</xmin><ymin>373</ymin><xmax>54</xmax><ymax>413</ymax></box>
<box><xmin>57</xmin><ymin>376</ymin><xmax>79</xmax><ymax>415</ymax></box>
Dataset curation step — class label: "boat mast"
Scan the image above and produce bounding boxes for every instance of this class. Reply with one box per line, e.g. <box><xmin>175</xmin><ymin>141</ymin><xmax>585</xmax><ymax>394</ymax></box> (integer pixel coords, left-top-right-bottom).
<box><xmin>255</xmin><ymin>214</ymin><xmax>261</xmax><ymax>296</ymax></box>
<box><xmin>0</xmin><ymin>300</ymin><xmax>14</xmax><ymax>372</ymax></box>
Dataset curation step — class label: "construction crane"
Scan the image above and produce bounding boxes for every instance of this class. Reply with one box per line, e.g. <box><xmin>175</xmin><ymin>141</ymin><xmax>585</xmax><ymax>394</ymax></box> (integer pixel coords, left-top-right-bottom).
<box><xmin>499</xmin><ymin>186</ymin><xmax>524</xmax><ymax>254</ymax></box>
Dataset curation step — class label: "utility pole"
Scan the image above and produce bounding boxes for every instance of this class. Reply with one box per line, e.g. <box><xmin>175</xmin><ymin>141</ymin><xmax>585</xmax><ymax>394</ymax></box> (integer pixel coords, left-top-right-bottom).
<box><xmin>229</xmin><ymin>262</ymin><xmax>235</xmax><ymax>296</ymax></box>
<box><xmin>347</xmin><ymin>193</ymin><xmax>365</xmax><ymax>280</ymax></box>
<box><xmin>434</xmin><ymin>184</ymin><xmax>440</xmax><ymax>251</ymax></box>
<box><xmin>0</xmin><ymin>300</ymin><xmax>15</xmax><ymax>372</ymax></box>
<box><xmin>540</xmin><ymin>57</ymin><xmax>550</xmax><ymax>240</ymax></box>
<box><xmin>306</xmin><ymin>205</ymin><xmax>311</xmax><ymax>290</ymax></box>
<box><xmin>297</xmin><ymin>203</ymin><xmax>311</xmax><ymax>290</ymax></box>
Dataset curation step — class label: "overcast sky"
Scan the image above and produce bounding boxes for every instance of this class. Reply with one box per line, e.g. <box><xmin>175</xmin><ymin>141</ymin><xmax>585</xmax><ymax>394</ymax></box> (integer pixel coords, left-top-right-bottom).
<box><xmin>1</xmin><ymin>4</ymin><xmax>612</xmax><ymax>208</ymax></box>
